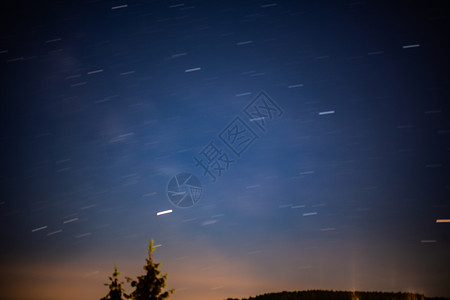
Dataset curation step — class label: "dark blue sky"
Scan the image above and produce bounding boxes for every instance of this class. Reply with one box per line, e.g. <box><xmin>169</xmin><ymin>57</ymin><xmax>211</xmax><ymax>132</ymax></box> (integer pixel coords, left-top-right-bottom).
<box><xmin>1</xmin><ymin>1</ymin><xmax>449</xmax><ymax>300</ymax></box>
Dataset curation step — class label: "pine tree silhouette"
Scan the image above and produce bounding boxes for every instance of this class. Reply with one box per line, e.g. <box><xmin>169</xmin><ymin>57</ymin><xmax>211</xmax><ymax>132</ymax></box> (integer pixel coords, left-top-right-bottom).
<box><xmin>128</xmin><ymin>240</ymin><xmax>174</xmax><ymax>300</ymax></box>
<box><xmin>101</xmin><ymin>265</ymin><xmax>129</xmax><ymax>300</ymax></box>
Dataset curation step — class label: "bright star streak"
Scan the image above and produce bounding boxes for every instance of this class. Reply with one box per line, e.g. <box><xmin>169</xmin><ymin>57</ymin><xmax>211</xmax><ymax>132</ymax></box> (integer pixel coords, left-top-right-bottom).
<box><xmin>157</xmin><ymin>210</ymin><xmax>173</xmax><ymax>216</ymax></box>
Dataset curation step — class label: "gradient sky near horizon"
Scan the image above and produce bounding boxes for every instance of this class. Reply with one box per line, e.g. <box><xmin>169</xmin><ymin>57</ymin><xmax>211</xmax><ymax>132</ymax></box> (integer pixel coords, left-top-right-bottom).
<box><xmin>1</xmin><ymin>1</ymin><xmax>450</xmax><ymax>300</ymax></box>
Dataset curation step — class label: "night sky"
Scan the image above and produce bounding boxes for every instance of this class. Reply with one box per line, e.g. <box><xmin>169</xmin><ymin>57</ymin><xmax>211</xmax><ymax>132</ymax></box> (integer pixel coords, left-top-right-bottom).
<box><xmin>1</xmin><ymin>1</ymin><xmax>450</xmax><ymax>300</ymax></box>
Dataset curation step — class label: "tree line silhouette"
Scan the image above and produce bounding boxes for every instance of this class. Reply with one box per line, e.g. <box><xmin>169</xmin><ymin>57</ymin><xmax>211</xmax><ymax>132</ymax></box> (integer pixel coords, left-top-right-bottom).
<box><xmin>226</xmin><ymin>290</ymin><xmax>450</xmax><ymax>300</ymax></box>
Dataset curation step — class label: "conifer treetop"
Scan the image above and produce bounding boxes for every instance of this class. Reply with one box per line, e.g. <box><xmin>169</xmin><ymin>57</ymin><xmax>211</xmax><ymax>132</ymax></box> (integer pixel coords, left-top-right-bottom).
<box><xmin>147</xmin><ymin>239</ymin><xmax>156</xmax><ymax>262</ymax></box>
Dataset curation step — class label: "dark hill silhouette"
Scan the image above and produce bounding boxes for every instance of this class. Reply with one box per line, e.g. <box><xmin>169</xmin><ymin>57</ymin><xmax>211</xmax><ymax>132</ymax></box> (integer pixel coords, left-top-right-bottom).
<box><xmin>225</xmin><ymin>290</ymin><xmax>450</xmax><ymax>300</ymax></box>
